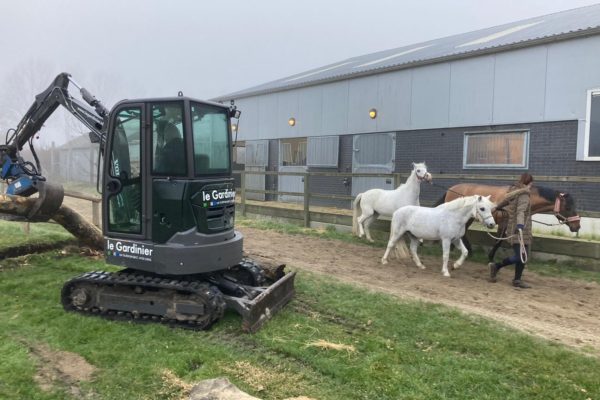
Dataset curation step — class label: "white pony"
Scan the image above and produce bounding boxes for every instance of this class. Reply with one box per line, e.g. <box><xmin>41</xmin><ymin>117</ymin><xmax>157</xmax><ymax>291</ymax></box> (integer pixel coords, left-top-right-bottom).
<box><xmin>381</xmin><ymin>195</ymin><xmax>496</xmax><ymax>277</ymax></box>
<box><xmin>352</xmin><ymin>162</ymin><xmax>432</xmax><ymax>243</ymax></box>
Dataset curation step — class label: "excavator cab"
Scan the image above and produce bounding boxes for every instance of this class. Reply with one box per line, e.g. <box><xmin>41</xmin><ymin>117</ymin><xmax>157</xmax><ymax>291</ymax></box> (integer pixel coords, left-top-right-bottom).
<box><xmin>102</xmin><ymin>98</ymin><xmax>244</xmax><ymax>274</ymax></box>
<box><xmin>93</xmin><ymin>96</ymin><xmax>295</xmax><ymax>332</ymax></box>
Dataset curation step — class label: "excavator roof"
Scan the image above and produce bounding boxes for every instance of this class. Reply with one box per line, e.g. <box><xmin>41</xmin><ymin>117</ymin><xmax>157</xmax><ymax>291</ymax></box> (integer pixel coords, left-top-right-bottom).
<box><xmin>113</xmin><ymin>96</ymin><xmax>230</xmax><ymax>110</ymax></box>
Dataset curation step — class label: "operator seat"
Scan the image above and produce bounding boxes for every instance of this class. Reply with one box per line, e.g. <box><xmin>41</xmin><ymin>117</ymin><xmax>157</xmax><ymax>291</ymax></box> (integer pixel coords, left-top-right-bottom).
<box><xmin>155</xmin><ymin>122</ymin><xmax>186</xmax><ymax>175</ymax></box>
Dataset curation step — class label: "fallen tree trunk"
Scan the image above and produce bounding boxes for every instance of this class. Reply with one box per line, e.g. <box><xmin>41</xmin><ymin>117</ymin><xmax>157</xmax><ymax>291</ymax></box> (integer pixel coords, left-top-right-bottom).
<box><xmin>0</xmin><ymin>194</ymin><xmax>104</xmax><ymax>251</ymax></box>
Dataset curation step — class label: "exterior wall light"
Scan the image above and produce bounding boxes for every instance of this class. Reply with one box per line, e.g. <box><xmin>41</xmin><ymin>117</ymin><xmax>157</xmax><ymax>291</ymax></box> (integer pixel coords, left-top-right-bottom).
<box><xmin>369</xmin><ymin>108</ymin><xmax>377</xmax><ymax>119</ymax></box>
<box><xmin>288</xmin><ymin>117</ymin><xmax>296</xmax><ymax>127</ymax></box>
<box><xmin>231</xmin><ymin>123</ymin><xmax>238</xmax><ymax>132</ymax></box>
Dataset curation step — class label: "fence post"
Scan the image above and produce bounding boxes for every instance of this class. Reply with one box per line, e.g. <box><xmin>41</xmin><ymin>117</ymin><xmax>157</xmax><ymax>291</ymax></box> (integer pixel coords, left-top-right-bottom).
<box><xmin>303</xmin><ymin>172</ymin><xmax>310</xmax><ymax>227</ymax></box>
<box><xmin>240</xmin><ymin>171</ymin><xmax>246</xmax><ymax>217</ymax></box>
<box><xmin>393</xmin><ymin>173</ymin><xmax>402</xmax><ymax>188</ymax></box>
<box><xmin>92</xmin><ymin>201</ymin><xmax>100</xmax><ymax>228</ymax></box>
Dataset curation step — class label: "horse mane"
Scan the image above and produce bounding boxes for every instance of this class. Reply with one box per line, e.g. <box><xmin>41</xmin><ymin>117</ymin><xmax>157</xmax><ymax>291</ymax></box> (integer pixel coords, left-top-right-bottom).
<box><xmin>533</xmin><ymin>186</ymin><xmax>556</xmax><ymax>203</ymax></box>
<box><xmin>439</xmin><ymin>195</ymin><xmax>477</xmax><ymax>210</ymax></box>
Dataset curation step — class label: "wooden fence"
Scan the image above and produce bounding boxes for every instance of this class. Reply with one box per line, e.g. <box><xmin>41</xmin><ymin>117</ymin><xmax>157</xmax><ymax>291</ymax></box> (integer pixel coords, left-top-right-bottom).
<box><xmin>237</xmin><ymin>170</ymin><xmax>600</xmax><ymax>227</ymax></box>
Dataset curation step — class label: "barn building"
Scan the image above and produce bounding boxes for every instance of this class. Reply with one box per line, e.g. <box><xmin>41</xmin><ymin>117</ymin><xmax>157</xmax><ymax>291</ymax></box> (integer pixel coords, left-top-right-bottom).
<box><xmin>215</xmin><ymin>5</ymin><xmax>600</xmax><ymax>215</ymax></box>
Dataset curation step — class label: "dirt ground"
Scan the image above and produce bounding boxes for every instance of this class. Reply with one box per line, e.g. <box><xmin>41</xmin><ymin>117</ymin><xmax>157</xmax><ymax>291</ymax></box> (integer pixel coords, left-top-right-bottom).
<box><xmin>240</xmin><ymin>226</ymin><xmax>600</xmax><ymax>355</ymax></box>
<box><xmin>26</xmin><ymin>342</ymin><xmax>96</xmax><ymax>397</ymax></box>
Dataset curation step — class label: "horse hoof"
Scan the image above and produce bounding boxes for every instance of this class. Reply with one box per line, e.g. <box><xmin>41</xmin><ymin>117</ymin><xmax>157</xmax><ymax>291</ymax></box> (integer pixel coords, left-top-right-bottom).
<box><xmin>381</xmin><ymin>259</ymin><xmax>388</xmax><ymax>265</ymax></box>
<box><xmin>443</xmin><ymin>273</ymin><xmax>451</xmax><ymax>277</ymax></box>
<box><xmin>418</xmin><ymin>265</ymin><xmax>426</xmax><ymax>270</ymax></box>
<box><xmin>367</xmin><ymin>239</ymin><xmax>375</xmax><ymax>243</ymax></box>
<box><xmin>453</xmin><ymin>263</ymin><xmax>461</xmax><ymax>270</ymax></box>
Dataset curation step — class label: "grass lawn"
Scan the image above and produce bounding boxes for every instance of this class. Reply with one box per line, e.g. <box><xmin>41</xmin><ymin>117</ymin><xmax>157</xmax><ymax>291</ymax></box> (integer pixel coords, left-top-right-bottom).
<box><xmin>1</xmin><ymin>220</ymin><xmax>599</xmax><ymax>399</ymax></box>
<box><xmin>0</xmin><ymin>221</ymin><xmax>73</xmax><ymax>253</ymax></box>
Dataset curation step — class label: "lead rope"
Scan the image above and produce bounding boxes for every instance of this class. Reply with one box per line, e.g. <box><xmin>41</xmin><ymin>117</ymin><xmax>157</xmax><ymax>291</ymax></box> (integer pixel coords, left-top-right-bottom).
<box><xmin>517</xmin><ymin>229</ymin><xmax>528</xmax><ymax>264</ymax></box>
<box><xmin>486</xmin><ymin>229</ymin><xmax>527</xmax><ymax>263</ymax></box>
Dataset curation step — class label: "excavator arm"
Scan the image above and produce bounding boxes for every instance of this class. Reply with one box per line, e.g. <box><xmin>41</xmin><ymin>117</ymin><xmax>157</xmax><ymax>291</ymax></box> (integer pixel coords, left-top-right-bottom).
<box><xmin>0</xmin><ymin>72</ymin><xmax>109</xmax><ymax>221</ymax></box>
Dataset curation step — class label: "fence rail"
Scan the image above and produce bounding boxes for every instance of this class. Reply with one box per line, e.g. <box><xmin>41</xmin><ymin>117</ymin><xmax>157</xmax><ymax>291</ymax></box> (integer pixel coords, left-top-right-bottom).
<box><xmin>63</xmin><ymin>190</ymin><xmax>101</xmax><ymax>228</ymax></box>
<box><xmin>235</xmin><ymin>170</ymin><xmax>600</xmax><ymax>225</ymax></box>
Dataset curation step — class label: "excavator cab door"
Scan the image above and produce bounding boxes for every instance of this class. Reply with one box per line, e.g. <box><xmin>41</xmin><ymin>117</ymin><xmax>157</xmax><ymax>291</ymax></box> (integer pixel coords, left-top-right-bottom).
<box><xmin>102</xmin><ymin>105</ymin><xmax>146</xmax><ymax>240</ymax></box>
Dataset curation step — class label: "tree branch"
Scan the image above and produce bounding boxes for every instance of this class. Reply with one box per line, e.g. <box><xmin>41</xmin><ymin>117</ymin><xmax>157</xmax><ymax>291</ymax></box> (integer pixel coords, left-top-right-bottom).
<box><xmin>0</xmin><ymin>194</ymin><xmax>103</xmax><ymax>251</ymax></box>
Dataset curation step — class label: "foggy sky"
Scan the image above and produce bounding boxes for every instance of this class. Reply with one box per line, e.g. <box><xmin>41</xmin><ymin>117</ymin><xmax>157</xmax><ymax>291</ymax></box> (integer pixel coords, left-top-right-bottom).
<box><xmin>1</xmin><ymin>0</ymin><xmax>598</xmax><ymax>145</ymax></box>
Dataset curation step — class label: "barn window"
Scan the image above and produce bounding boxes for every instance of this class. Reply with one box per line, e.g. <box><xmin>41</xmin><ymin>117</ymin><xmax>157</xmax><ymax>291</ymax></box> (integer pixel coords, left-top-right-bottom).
<box><xmin>307</xmin><ymin>136</ymin><xmax>339</xmax><ymax>167</ymax></box>
<box><xmin>280</xmin><ymin>138</ymin><xmax>307</xmax><ymax>166</ymax></box>
<box><xmin>463</xmin><ymin>130</ymin><xmax>529</xmax><ymax>169</ymax></box>
<box><xmin>584</xmin><ymin>90</ymin><xmax>600</xmax><ymax>160</ymax></box>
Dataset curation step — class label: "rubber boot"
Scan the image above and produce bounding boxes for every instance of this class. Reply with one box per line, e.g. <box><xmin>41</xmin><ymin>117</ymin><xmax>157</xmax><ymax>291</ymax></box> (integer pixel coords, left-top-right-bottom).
<box><xmin>512</xmin><ymin>279</ymin><xmax>531</xmax><ymax>289</ymax></box>
<box><xmin>488</xmin><ymin>263</ymin><xmax>499</xmax><ymax>283</ymax></box>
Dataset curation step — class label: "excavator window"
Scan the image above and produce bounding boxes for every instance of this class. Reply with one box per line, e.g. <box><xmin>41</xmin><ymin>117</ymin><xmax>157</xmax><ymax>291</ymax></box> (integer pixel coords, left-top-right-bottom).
<box><xmin>152</xmin><ymin>102</ymin><xmax>187</xmax><ymax>176</ymax></box>
<box><xmin>107</xmin><ymin>107</ymin><xmax>142</xmax><ymax>234</ymax></box>
<box><xmin>191</xmin><ymin>102</ymin><xmax>230</xmax><ymax>175</ymax></box>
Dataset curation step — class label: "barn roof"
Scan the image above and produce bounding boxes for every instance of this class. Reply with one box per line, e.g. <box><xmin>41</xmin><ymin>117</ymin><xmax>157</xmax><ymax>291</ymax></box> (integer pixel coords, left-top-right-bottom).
<box><xmin>215</xmin><ymin>4</ymin><xmax>600</xmax><ymax>101</ymax></box>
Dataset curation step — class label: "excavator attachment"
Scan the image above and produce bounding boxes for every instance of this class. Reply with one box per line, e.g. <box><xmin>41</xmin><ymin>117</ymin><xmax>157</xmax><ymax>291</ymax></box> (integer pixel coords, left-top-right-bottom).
<box><xmin>27</xmin><ymin>181</ymin><xmax>64</xmax><ymax>221</ymax></box>
<box><xmin>0</xmin><ymin>180</ymin><xmax>64</xmax><ymax>222</ymax></box>
<box><xmin>223</xmin><ymin>269</ymin><xmax>296</xmax><ymax>333</ymax></box>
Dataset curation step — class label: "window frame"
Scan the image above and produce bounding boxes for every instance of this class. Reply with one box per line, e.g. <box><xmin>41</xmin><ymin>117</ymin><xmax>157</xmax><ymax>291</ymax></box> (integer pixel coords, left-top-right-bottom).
<box><xmin>584</xmin><ymin>88</ymin><xmax>600</xmax><ymax>161</ymax></box>
<box><xmin>462</xmin><ymin>129</ymin><xmax>530</xmax><ymax>169</ymax></box>
<box><xmin>103</xmin><ymin>104</ymin><xmax>145</xmax><ymax>238</ymax></box>
<box><xmin>190</xmin><ymin>101</ymin><xmax>232</xmax><ymax>176</ymax></box>
<box><xmin>150</xmin><ymin>101</ymin><xmax>188</xmax><ymax>177</ymax></box>
<box><xmin>279</xmin><ymin>137</ymin><xmax>308</xmax><ymax>167</ymax></box>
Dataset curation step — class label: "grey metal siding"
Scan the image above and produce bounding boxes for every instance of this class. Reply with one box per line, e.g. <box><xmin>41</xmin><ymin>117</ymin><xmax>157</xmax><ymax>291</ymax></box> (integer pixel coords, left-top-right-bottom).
<box><xmin>449</xmin><ymin>55</ymin><xmax>495</xmax><ymax>126</ymax></box>
<box><xmin>321</xmin><ymin>81</ymin><xmax>349</xmax><ymax>135</ymax></box>
<box><xmin>545</xmin><ymin>35</ymin><xmax>600</xmax><ymax>120</ymax></box>
<box><xmin>347</xmin><ymin>76</ymin><xmax>378</xmax><ymax>134</ymax></box>
<box><xmin>230</xmin><ymin>36</ymin><xmax>600</xmax><ymax>168</ymax></box>
<box><xmin>493</xmin><ymin>46</ymin><xmax>547</xmax><ymax>123</ymax></box>
<box><xmin>377</xmin><ymin>70</ymin><xmax>412</xmax><ymax>131</ymax></box>
<box><xmin>258</xmin><ymin>94</ymin><xmax>278</xmax><ymax>139</ymax></box>
<box><xmin>276</xmin><ymin>91</ymin><xmax>299</xmax><ymax>139</ymax></box>
<box><xmin>411</xmin><ymin>63</ymin><xmax>451</xmax><ymax>129</ymax></box>
<box><xmin>234</xmin><ymin>98</ymin><xmax>258</xmax><ymax>142</ymax></box>
<box><xmin>298</xmin><ymin>85</ymin><xmax>323</xmax><ymax>137</ymax></box>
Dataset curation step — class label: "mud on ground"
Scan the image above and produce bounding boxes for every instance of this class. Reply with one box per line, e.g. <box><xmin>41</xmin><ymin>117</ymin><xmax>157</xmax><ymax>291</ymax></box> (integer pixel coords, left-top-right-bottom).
<box><xmin>241</xmin><ymin>227</ymin><xmax>600</xmax><ymax>355</ymax></box>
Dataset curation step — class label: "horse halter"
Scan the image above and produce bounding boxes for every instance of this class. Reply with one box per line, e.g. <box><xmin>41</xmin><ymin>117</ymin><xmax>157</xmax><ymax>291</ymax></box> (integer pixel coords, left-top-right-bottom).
<box><xmin>415</xmin><ymin>169</ymin><xmax>430</xmax><ymax>182</ymax></box>
<box><xmin>554</xmin><ymin>193</ymin><xmax>581</xmax><ymax>224</ymax></box>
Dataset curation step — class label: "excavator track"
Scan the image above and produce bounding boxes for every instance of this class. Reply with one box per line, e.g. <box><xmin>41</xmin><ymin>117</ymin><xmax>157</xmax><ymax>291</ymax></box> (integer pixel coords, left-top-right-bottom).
<box><xmin>61</xmin><ymin>270</ymin><xmax>226</xmax><ymax>330</ymax></box>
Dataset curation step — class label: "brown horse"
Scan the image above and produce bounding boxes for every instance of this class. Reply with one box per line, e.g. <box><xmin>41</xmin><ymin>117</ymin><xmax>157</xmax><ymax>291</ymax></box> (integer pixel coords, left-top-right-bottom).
<box><xmin>435</xmin><ymin>183</ymin><xmax>581</xmax><ymax>261</ymax></box>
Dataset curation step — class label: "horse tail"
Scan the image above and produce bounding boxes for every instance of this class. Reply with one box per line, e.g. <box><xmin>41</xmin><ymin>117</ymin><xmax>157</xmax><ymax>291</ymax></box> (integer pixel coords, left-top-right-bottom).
<box><xmin>352</xmin><ymin>193</ymin><xmax>362</xmax><ymax>235</ymax></box>
<box><xmin>389</xmin><ymin>212</ymin><xmax>410</xmax><ymax>259</ymax></box>
<box><xmin>395</xmin><ymin>238</ymin><xmax>411</xmax><ymax>259</ymax></box>
<box><xmin>433</xmin><ymin>193</ymin><xmax>447</xmax><ymax>207</ymax></box>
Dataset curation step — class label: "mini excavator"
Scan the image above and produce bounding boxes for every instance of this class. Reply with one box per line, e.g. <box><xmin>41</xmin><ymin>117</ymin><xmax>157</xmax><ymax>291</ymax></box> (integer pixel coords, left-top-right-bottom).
<box><xmin>0</xmin><ymin>73</ymin><xmax>295</xmax><ymax>332</ymax></box>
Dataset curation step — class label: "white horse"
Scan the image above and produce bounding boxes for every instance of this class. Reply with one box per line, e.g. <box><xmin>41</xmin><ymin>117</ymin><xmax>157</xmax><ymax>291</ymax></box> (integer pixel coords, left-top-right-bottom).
<box><xmin>381</xmin><ymin>195</ymin><xmax>496</xmax><ymax>277</ymax></box>
<box><xmin>352</xmin><ymin>162</ymin><xmax>432</xmax><ymax>243</ymax></box>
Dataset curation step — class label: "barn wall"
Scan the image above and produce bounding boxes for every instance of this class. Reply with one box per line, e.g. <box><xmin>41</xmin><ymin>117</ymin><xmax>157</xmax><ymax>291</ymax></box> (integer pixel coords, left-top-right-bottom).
<box><xmin>395</xmin><ymin>120</ymin><xmax>598</xmax><ymax>211</ymax></box>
